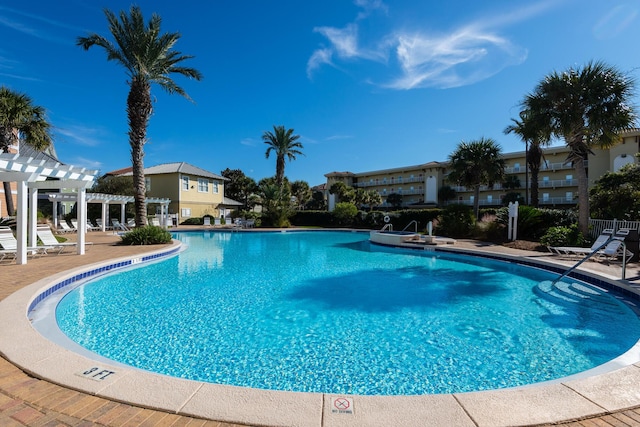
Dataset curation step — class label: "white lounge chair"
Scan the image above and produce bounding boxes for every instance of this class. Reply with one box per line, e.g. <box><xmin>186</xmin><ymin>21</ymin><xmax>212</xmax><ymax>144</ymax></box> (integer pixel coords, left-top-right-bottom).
<box><xmin>203</xmin><ymin>217</ymin><xmax>211</xmax><ymax>226</ymax></box>
<box><xmin>0</xmin><ymin>226</ymin><xmax>47</xmax><ymax>258</ymax></box>
<box><xmin>36</xmin><ymin>225</ymin><xmax>92</xmax><ymax>254</ymax></box>
<box><xmin>58</xmin><ymin>221</ymin><xmax>75</xmax><ymax>234</ymax></box>
<box><xmin>112</xmin><ymin>219</ymin><xmax>130</xmax><ymax>231</ymax></box>
<box><xmin>549</xmin><ymin>229</ymin><xmax>613</xmax><ymax>256</ymax></box>
<box><xmin>594</xmin><ymin>237</ymin><xmax>634</xmax><ymax>261</ymax></box>
<box><xmin>151</xmin><ymin>217</ymin><xmax>161</xmax><ymax>227</ymax></box>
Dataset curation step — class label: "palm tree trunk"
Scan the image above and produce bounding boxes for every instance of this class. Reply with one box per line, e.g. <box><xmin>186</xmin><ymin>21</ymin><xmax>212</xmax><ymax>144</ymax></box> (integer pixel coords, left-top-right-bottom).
<box><xmin>575</xmin><ymin>156</ymin><xmax>590</xmax><ymax>236</ymax></box>
<box><xmin>127</xmin><ymin>78</ymin><xmax>152</xmax><ymax>227</ymax></box>
<box><xmin>2</xmin><ymin>181</ymin><xmax>15</xmax><ymax>216</ymax></box>
<box><xmin>473</xmin><ymin>186</ymin><xmax>481</xmax><ymax>219</ymax></box>
<box><xmin>276</xmin><ymin>156</ymin><xmax>285</xmax><ymax>186</ymax></box>
<box><xmin>530</xmin><ymin>166</ymin><xmax>540</xmax><ymax>208</ymax></box>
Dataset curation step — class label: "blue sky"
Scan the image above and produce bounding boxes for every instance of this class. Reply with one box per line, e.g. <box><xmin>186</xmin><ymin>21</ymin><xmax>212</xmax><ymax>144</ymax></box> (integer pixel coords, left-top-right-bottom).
<box><xmin>2</xmin><ymin>1</ymin><xmax>639</xmax><ymax>187</ymax></box>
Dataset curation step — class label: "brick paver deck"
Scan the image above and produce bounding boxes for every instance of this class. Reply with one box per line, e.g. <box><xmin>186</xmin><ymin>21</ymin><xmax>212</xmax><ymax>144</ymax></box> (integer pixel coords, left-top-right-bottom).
<box><xmin>1</xmin><ymin>228</ymin><xmax>640</xmax><ymax>426</ymax></box>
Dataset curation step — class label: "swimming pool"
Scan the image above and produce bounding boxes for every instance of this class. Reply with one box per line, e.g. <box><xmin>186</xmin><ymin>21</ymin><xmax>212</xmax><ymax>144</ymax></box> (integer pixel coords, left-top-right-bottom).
<box><xmin>51</xmin><ymin>231</ymin><xmax>640</xmax><ymax>396</ymax></box>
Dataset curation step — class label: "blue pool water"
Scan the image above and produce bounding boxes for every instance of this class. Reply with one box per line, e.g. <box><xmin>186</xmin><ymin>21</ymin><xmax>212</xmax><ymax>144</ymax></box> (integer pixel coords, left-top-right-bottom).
<box><xmin>56</xmin><ymin>231</ymin><xmax>640</xmax><ymax>395</ymax></box>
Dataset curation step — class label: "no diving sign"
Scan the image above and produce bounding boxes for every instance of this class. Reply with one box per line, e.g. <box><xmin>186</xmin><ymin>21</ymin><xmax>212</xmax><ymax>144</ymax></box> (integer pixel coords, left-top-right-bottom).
<box><xmin>331</xmin><ymin>396</ymin><xmax>354</xmax><ymax>415</ymax></box>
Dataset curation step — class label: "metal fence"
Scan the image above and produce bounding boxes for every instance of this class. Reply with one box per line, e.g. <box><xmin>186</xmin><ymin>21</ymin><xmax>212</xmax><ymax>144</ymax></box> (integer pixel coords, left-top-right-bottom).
<box><xmin>589</xmin><ymin>219</ymin><xmax>640</xmax><ymax>238</ymax></box>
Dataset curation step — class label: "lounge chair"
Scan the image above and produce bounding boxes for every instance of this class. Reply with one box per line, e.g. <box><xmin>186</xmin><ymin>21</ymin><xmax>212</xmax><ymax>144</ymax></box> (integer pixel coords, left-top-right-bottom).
<box><xmin>58</xmin><ymin>221</ymin><xmax>75</xmax><ymax>234</ymax></box>
<box><xmin>214</xmin><ymin>218</ymin><xmax>221</xmax><ymax>226</ymax></box>
<box><xmin>594</xmin><ymin>237</ymin><xmax>633</xmax><ymax>261</ymax></box>
<box><xmin>86</xmin><ymin>219</ymin><xmax>100</xmax><ymax>232</ymax></box>
<box><xmin>36</xmin><ymin>225</ymin><xmax>86</xmax><ymax>254</ymax></box>
<box><xmin>95</xmin><ymin>218</ymin><xmax>112</xmax><ymax>231</ymax></box>
<box><xmin>548</xmin><ymin>229</ymin><xmax>613</xmax><ymax>256</ymax></box>
<box><xmin>151</xmin><ymin>217</ymin><xmax>161</xmax><ymax>227</ymax></box>
<box><xmin>0</xmin><ymin>226</ymin><xmax>47</xmax><ymax>258</ymax></box>
<box><xmin>203</xmin><ymin>217</ymin><xmax>211</xmax><ymax>226</ymax></box>
<box><xmin>112</xmin><ymin>219</ymin><xmax>130</xmax><ymax>231</ymax></box>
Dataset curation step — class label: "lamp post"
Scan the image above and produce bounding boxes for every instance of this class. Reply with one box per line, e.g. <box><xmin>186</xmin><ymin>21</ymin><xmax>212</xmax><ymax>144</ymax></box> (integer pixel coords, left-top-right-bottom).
<box><xmin>525</xmin><ymin>141</ymin><xmax>529</xmax><ymax>205</ymax></box>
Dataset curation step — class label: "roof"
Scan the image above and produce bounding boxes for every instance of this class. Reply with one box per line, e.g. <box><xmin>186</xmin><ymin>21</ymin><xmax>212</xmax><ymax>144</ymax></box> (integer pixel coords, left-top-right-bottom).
<box><xmin>18</xmin><ymin>140</ymin><xmax>60</xmax><ymax>164</ymax></box>
<box><xmin>221</xmin><ymin>196</ymin><xmax>243</xmax><ymax>206</ymax></box>
<box><xmin>104</xmin><ymin>166</ymin><xmax>133</xmax><ymax>176</ymax></box>
<box><xmin>118</xmin><ymin>162</ymin><xmax>229</xmax><ymax>181</ymax></box>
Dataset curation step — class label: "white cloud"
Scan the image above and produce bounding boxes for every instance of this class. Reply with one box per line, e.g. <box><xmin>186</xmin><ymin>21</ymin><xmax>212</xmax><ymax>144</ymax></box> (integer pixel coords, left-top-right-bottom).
<box><xmin>308</xmin><ymin>1</ymin><xmax>553</xmax><ymax>90</ymax></box>
<box><xmin>389</xmin><ymin>26</ymin><xmax>528</xmax><ymax>89</ymax></box>
<box><xmin>55</xmin><ymin>124</ymin><xmax>105</xmax><ymax>147</ymax></box>
<box><xmin>240</xmin><ymin>138</ymin><xmax>258</xmax><ymax>147</ymax></box>
<box><xmin>71</xmin><ymin>156</ymin><xmax>102</xmax><ymax>170</ymax></box>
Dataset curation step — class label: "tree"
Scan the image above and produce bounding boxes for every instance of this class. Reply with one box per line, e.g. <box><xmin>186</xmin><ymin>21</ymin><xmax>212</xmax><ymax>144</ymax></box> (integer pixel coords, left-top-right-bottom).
<box><xmin>329</xmin><ymin>181</ymin><xmax>355</xmax><ymax>204</ymax></box>
<box><xmin>522</xmin><ymin>61</ymin><xmax>636</xmax><ymax>234</ymax></box>
<box><xmin>447</xmin><ymin>138</ymin><xmax>505</xmax><ymax>219</ymax></box>
<box><xmin>386</xmin><ymin>193</ymin><xmax>403</xmax><ymax>210</ymax></box>
<box><xmin>0</xmin><ymin>87</ymin><xmax>52</xmax><ymax>215</ymax></box>
<box><xmin>263</xmin><ymin>125</ymin><xmax>303</xmax><ymax>187</ymax></box>
<box><xmin>590</xmin><ymin>163</ymin><xmax>640</xmax><ymax>220</ymax></box>
<box><xmin>257</xmin><ymin>178</ymin><xmax>293</xmax><ymax>227</ymax></box>
<box><xmin>290</xmin><ymin>180</ymin><xmax>312</xmax><ymax>210</ymax></box>
<box><xmin>306</xmin><ymin>190</ymin><xmax>326</xmax><ymax>210</ymax></box>
<box><xmin>505</xmin><ymin>110</ymin><xmax>550</xmax><ymax>207</ymax></box>
<box><xmin>221</xmin><ymin>168</ymin><xmax>258</xmax><ymax>211</ymax></box>
<box><xmin>78</xmin><ymin>6</ymin><xmax>202</xmax><ymax>227</ymax></box>
<box><xmin>438</xmin><ymin>185</ymin><xmax>457</xmax><ymax>206</ymax></box>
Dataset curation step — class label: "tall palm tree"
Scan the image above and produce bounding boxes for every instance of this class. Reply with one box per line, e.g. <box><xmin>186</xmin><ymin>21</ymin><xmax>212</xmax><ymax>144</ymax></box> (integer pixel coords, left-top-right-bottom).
<box><xmin>263</xmin><ymin>125</ymin><xmax>303</xmax><ymax>186</ymax></box>
<box><xmin>504</xmin><ymin>110</ymin><xmax>549</xmax><ymax>207</ymax></box>
<box><xmin>447</xmin><ymin>137</ymin><xmax>505</xmax><ymax>219</ymax></box>
<box><xmin>523</xmin><ymin>61</ymin><xmax>636</xmax><ymax>235</ymax></box>
<box><xmin>77</xmin><ymin>6</ymin><xmax>202</xmax><ymax>227</ymax></box>
<box><xmin>0</xmin><ymin>87</ymin><xmax>52</xmax><ymax>215</ymax></box>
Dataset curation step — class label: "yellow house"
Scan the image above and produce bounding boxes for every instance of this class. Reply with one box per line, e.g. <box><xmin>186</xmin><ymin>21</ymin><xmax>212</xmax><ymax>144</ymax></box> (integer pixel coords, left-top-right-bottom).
<box><xmin>325</xmin><ymin>129</ymin><xmax>640</xmax><ymax>209</ymax></box>
<box><xmin>120</xmin><ymin>162</ymin><xmax>241</xmax><ymax>223</ymax></box>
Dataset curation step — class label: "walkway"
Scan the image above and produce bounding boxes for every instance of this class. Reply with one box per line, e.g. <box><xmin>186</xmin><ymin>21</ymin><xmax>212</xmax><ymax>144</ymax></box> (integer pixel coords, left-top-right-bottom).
<box><xmin>1</xmin><ymin>229</ymin><xmax>640</xmax><ymax>426</ymax></box>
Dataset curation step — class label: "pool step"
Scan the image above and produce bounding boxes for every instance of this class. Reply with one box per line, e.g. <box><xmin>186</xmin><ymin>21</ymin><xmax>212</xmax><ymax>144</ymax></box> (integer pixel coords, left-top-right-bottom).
<box><xmin>534</xmin><ymin>280</ymin><xmax>624</xmax><ymax>313</ymax></box>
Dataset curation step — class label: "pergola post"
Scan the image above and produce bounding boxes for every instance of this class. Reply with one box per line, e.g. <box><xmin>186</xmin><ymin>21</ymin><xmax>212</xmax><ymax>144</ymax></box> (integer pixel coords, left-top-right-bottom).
<box><xmin>15</xmin><ymin>180</ymin><xmax>28</xmax><ymax>265</ymax></box>
<box><xmin>29</xmin><ymin>187</ymin><xmax>38</xmax><ymax>248</ymax></box>
<box><xmin>76</xmin><ymin>189</ymin><xmax>86</xmax><ymax>255</ymax></box>
<box><xmin>120</xmin><ymin>203</ymin><xmax>126</xmax><ymax>224</ymax></box>
<box><xmin>52</xmin><ymin>200</ymin><xmax>59</xmax><ymax>230</ymax></box>
<box><xmin>101</xmin><ymin>202</ymin><xmax>108</xmax><ymax>232</ymax></box>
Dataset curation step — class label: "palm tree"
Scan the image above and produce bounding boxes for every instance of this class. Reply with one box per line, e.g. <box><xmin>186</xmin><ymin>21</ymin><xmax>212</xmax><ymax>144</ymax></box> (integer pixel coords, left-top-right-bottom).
<box><xmin>263</xmin><ymin>125</ymin><xmax>303</xmax><ymax>186</ymax></box>
<box><xmin>523</xmin><ymin>61</ymin><xmax>636</xmax><ymax>234</ymax></box>
<box><xmin>0</xmin><ymin>87</ymin><xmax>52</xmax><ymax>215</ymax></box>
<box><xmin>447</xmin><ymin>137</ymin><xmax>505</xmax><ymax>219</ymax></box>
<box><xmin>504</xmin><ymin>110</ymin><xmax>549</xmax><ymax>207</ymax></box>
<box><xmin>290</xmin><ymin>180</ymin><xmax>312</xmax><ymax>210</ymax></box>
<box><xmin>77</xmin><ymin>6</ymin><xmax>202</xmax><ymax>227</ymax></box>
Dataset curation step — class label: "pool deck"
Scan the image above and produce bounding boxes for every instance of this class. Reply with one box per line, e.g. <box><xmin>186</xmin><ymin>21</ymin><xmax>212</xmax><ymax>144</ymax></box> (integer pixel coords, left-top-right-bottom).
<box><xmin>2</xmin><ymin>227</ymin><xmax>640</xmax><ymax>427</ymax></box>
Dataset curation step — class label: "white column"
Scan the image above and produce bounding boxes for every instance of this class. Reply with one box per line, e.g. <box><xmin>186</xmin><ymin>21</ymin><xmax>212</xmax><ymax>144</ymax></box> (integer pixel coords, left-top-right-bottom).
<box><xmin>120</xmin><ymin>203</ymin><xmax>126</xmax><ymax>223</ymax></box>
<box><xmin>101</xmin><ymin>202</ymin><xmax>108</xmax><ymax>232</ymax></box>
<box><xmin>52</xmin><ymin>200</ymin><xmax>58</xmax><ymax>230</ymax></box>
<box><xmin>29</xmin><ymin>187</ymin><xmax>38</xmax><ymax>248</ymax></box>
<box><xmin>16</xmin><ymin>181</ymin><xmax>28</xmax><ymax>265</ymax></box>
<box><xmin>76</xmin><ymin>189</ymin><xmax>86</xmax><ymax>255</ymax></box>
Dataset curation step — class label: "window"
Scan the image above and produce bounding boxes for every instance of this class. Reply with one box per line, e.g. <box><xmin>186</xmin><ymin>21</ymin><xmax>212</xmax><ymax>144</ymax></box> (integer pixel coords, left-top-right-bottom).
<box><xmin>487</xmin><ymin>195</ymin><xmax>493</xmax><ymax>203</ymax></box>
<box><xmin>383</xmin><ymin>177</ymin><xmax>387</xmax><ymax>184</ymax></box>
<box><xmin>542</xmin><ymin>193</ymin><xmax>550</xmax><ymax>202</ymax></box>
<box><xmin>565</xmin><ymin>192</ymin><xmax>573</xmax><ymax>201</ymax></box>
<box><xmin>145</xmin><ymin>177</ymin><xmax>151</xmax><ymax>191</ymax></box>
<box><xmin>197</xmin><ymin>178</ymin><xmax>208</xmax><ymax>192</ymax></box>
<box><xmin>181</xmin><ymin>208</ymin><xmax>191</xmax><ymax>217</ymax></box>
<box><xmin>382</xmin><ymin>188</ymin><xmax>387</xmax><ymax>194</ymax></box>
<box><xmin>182</xmin><ymin>175</ymin><xmax>189</xmax><ymax>190</ymax></box>
<box><xmin>213</xmin><ymin>181</ymin><xmax>219</xmax><ymax>194</ymax></box>
<box><xmin>513</xmin><ymin>163</ymin><xmax>520</xmax><ymax>171</ymax></box>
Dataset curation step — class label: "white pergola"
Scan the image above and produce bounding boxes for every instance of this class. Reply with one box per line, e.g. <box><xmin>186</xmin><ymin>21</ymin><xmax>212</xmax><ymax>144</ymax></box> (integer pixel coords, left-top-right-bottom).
<box><xmin>0</xmin><ymin>153</ymin><xmax>98</xmax><ymax>265</ymax></box>
<box><xmin>47</xmin><ymin>193</ymin><xmax>171</xmax><ymax>232</ymax></box>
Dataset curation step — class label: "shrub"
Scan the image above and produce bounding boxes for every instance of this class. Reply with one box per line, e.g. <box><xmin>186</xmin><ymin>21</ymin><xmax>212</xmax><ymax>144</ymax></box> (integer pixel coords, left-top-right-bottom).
<box><xmin>120</xmin><ymin>225</ymin><xmax>172</xmax><ymax>245</ymax></box>
<box><xmin>540</xmin><ymin>224</ymin><xmax>585</xmax><ymax>248</ymax></box>
<box><xmin>180</xmin><ymin>217</ymin><xmax>203</xmax><ymax>225</ymax></box>
<box><xmin>495</xmin><ymin>205</ymin><xmax>544</xmax><ymax>240</ymax></box>
<box><xmin>437</xmin><ymin>204</ymin><xmax>475</xmax><ymax>238</ymax></box>
<box><xmin>332</xmin><ymin>202</ymin><xmax>358</xmax><ymax>226</ymax></box>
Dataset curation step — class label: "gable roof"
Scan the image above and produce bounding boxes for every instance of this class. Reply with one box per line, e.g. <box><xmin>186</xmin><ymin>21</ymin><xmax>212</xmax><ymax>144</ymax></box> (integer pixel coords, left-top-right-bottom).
<box><xmin>114</xmin><ymin>162</ymin><xmax>229</xmax><ymax>181</ymax></box>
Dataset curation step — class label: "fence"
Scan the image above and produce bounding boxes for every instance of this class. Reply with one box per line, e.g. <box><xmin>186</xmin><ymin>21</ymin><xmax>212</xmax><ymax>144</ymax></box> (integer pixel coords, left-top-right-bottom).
<box><xmin>589</xmin><ymin>219</ymin><xmax>640</xmax><ymax>238</ymax></box>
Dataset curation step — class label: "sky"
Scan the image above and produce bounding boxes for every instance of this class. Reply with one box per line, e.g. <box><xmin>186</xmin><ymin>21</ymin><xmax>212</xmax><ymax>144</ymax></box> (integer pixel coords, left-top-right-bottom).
<box><xmin>2</xmin><ymin>1</ymin><xmax>640</xmax><ymax>187</ymax></box>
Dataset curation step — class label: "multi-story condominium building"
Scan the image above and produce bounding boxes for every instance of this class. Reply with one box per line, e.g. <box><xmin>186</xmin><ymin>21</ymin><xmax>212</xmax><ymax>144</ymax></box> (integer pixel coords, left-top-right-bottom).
<box><xmin>325</xmin><ymin>129</ymin><xmax>640</xmax><ymax>210</ymax></box>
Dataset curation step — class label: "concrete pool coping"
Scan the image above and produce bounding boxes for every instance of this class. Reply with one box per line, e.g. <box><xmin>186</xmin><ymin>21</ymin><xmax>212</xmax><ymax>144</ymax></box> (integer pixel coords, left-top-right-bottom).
<box><xmin>2</xmin><ymin>230</ymin><xmax>640</xmax><ymax>426</ymax></box>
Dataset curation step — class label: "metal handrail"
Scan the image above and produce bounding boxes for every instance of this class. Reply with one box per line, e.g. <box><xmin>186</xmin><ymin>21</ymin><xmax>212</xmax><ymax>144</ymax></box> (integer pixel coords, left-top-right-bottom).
<box><xmin>402</xmin><ymin>220</ymin><xmax>418</xmax><ymax>233</ymax></box>
<box><xmin>552</xmin><ymin>237</ymin><xmax>627</xmax><ymax>284</ymax></box>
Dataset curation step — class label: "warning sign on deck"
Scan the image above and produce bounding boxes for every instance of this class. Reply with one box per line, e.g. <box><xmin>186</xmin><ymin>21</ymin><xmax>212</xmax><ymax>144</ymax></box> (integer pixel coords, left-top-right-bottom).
<box><xmin>331</xmin><ymin>396</ymin><xmax>354</xmax><ymax>415</ymax></box>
